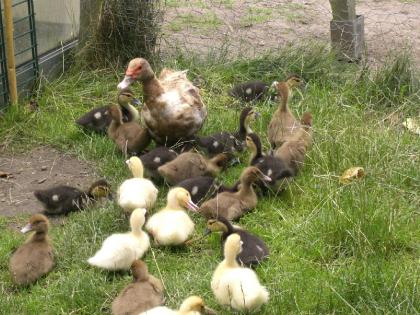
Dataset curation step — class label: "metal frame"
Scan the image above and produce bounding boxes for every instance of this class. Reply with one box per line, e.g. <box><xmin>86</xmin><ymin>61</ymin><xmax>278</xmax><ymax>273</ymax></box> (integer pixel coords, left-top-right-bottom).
<box><xmin>0</xmin><ymin>2</ymin><xmax>10</xmax><ymax>106</ymax></box>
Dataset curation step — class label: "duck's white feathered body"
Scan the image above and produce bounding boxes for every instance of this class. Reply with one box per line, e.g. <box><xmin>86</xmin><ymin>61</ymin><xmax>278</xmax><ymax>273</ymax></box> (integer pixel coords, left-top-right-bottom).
<box><xmin>145</xmin><ymin>210</ymin><xmax>194</xmax><ymax>246</ymax></box>
<box><xmin>88</xmin><ymin>231</ymin><xmax>150</xmax><ymax>270</ymax></box>
<box><xmin>211</xmin><ymin>264</ymin><xmax>269</xmax><ymax>312</ymax></box>
<box><xmin>118</xmin><ymin>178</ymin><xmax>158</xmax><ymax>212</ymax></box>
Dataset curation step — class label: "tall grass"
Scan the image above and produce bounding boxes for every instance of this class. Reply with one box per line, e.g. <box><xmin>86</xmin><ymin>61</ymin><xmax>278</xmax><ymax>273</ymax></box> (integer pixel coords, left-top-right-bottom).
<box><xmin>0</xmin><ymin>46</ymin><xmax>419</xmax><ymax>314</ymax></box>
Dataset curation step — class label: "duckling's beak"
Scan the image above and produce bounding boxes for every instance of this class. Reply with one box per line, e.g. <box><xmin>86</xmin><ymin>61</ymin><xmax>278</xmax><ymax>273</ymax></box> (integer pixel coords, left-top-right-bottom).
<box><xmin>186</xmin><ymin>200</ymin><xmax>199</xmax><ymax>212</ymax></box>
<box><xmin>20</xmin><ymin>223</ymin><xmax>33</xmax><ymax>233</ymax></box>
<box><xmin>117</xmin><ymin>75</ymin><xmax>134</xmax><ymax>90</ymax></box>
<box><xmin>262</xmin><ymin>174</ymin><xmax>272</xmax><ymax>182</ymax></box>
<box><xmin>254</xmin><ymin>111</ymin><xmax>261</xmax><ymax>119</ymax></box>
<box><xmin>130</xmin><ymin>98</ymin><xmax>142</xmax><ymax>107</ymax></box>
<box><xmin>204</xmin><ymin>228</ymin><xmax>212</xmax><ymax>236</ymax></box>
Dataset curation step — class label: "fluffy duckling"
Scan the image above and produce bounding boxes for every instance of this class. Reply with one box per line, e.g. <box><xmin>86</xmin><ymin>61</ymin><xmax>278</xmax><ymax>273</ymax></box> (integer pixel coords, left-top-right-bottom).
<box><xmin>274</xmin><ymin>112</ymin><xmax>313</xmax><ymax>175</ymax></box>
<box><xmin>157</xmin><ymin>152</ymin><xmax>230</xmax><ymax>185</ymax></box>
<box><xmin>34</xmin><ymin>179</ymin><xmax>111</xmax><ymax>215</ymax></box>
<box><xmin>268</xmin><ymin>74</ymin><xmax>304</xmax><ymax>149</ymax></box>
<box><xmin>111</xmin><ymin>260</ymin><xmax>164</xmax><ymax>315</ymax></box>
<box><xmin>76</xmin><ymin>89</ymin><xmax>141</xmax><ymax>134</ymax></box>
<box><xmin>198</xmin><ymin>166</ymin><xmax>271</xmax><ymax>221</ymax></box>
<box><xmin>139</xmin><ymin>146</ymin><xmax>177</xmax><ymax>180</ymax></box>
<box><xmin>229</xmin><ymin>80</ymin><xmax>269</xmax><ymax>102</ymax></box>
<box><xmin>246</xmin><ymin>133</ymin><xmax>293</xmax><ymax>191</ymax></box>
<box><xmin>118</xmin><ymin>156</ymin><xmax>158</xmax><ymax>214</ymax></box>
<box><xmin>211</xmin><ymin>233</ymin><xmax>269</xmax><ymax>312</ymax></box>
<box><xmin>9</xmin><ymin>214</ymin><xmax>54</xmax><ymax>286</ymax></box>
<box><xmin>194</xmin><ymin>107</ymin><xmax>259</xmax><ymax>156</ymax></box>
<box><xmin>140</xmin><ymin>295</ymin><xmax>214</xmax><ymax>315</ymax></box>
<box><xmin>177</xmin><ymin>176</ymin><xmax>223</xmax><ymax>205</ymax></box>
<box><xmin>205</xmin><ymin>216</ymin><xmax>269</xmax><ymax>268</ymax></box>
<box><xmin>145</xmin><ymin>187</ymin><xmax>199</xmax><ymax>246</ymax></box>
<box><xmin>108</xmin><ymin>103</ymin><xmax>151</xmax><ymax>155</ymax></box>
<box><xmin>88</xmin><ymin>208</ymin><xmax>149</xmax><ymax>270</ymax></box>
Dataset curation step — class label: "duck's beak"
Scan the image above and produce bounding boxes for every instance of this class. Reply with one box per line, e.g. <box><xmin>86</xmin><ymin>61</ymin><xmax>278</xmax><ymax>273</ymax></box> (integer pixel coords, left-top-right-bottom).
<box><xmin>254</xmin><ymin>111</ymin><xmax>261</xmax><ymax>119</ymax></box>
<box><xmin>262</xmin><ymin>174</ymin><xmax>272</xmax><ymax>182</ymax></box>
<box><xmin>186</xmin><ymin>199</ymin><xmax>199</xmax><ymax>212</ymax></box>
<box><xmin>130</xmin><ymin>98</ymin><xmax>142</xmax><ymax>107</ymax></box>
<box><xmin>204</xmin><ymin>228</ymin><xmax>212</xmax><ymax>236</ymax></box>
<box><xmin>20</xmin><ymin>223</ymin><xmax>33</xmax><ymax>233</ymax></box>
<box><xmin>117</xmin><ymin>75</ymin><xmax>134</xmax><ymax>90</ymax></box>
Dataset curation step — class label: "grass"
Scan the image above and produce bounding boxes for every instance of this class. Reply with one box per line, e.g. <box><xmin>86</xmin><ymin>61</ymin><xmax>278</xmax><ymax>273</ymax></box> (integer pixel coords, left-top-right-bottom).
<box><xmin>0</xmin><ymin>44</ymin><xmax>419</xmax><ymax>314</ymax></box>
<box><xmin>239</xmin><ymin>7</ymin><xmax>273</xmax><ymax>27</ymax></box>
<box><xmin>168</xmin><ymin>12</ymin><xmax>223</xmax><ymax>33</ymax></box>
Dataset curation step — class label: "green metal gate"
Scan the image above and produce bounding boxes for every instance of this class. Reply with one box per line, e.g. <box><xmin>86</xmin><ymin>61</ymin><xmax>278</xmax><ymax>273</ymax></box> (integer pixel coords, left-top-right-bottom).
<box><xmin>0</xmin><ymin>0</ymin><xmax>39</xmax><ymax>108</ymax></box>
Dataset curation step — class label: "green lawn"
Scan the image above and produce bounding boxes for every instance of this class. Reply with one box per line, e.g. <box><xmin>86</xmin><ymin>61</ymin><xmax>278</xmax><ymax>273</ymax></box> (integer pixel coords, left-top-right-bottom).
<box><xmin>0</xmin><ymin>45</ymin><xmax>419</xmax><ymax>314</ymax></box>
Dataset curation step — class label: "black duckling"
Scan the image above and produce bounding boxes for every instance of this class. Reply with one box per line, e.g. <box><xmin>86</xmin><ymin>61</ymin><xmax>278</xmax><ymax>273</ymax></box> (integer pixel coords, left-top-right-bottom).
<box><xmin>177</xmin><ymin>176</ymin><xmax>225</xmax><ymax>205</ymax></box>
<box><xmin>34</xmin><ymin>179</ymin><xmax>111</xmax><ymax>215</ymax></box>
<box><xmin>246</xmin><ymin>133</ymin><xmax>293</xmax><ymax>193</ymax></box>
<box><xmin>229</xmin><ymin>80</ymin><xmax>269</xmax><ymax>102</ymax></box>
<box><xmin>139</xmin><ymin>146</ymin><xmax>178</xmax><ymax>180</ymax></box>
<box><xmin>76</xmin><ymin>89</ymin><xmax>141</xmax><ymax>134</ymax></box>
<box><xmin>205</xmin><ymin>216</ymin><xmax>269</xmax><ymax>268</ymax></box>
<box><xmin>9</xmin><ymin>214</ymin><xmax>54</xmax><ymax>286</ymax></box>
<box><xmin>194</xmin><ymin>107</ymin><xmax>259</xmax><ymax>156</ymax></box>
<box><xmin>111</xmin><ymin>260</ymin><xmax>164</xmax><ymax>315</ymax></box>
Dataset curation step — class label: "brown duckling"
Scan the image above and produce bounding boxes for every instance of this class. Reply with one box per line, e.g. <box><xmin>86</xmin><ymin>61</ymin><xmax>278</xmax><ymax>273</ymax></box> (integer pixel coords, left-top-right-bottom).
<box><xmin>267</xmin><ymin>74</ymin><xmax>303</xmax><ymax>149</ymax></box>
<box><xmin>157</xmin><ymin>151</ymin><xmax>230</xmax><ymax>185</ymax></box>
<box><xmin>198</xmin><ymin>166</ymin><xmax>271</xmax><ymax>221</ymax></box>
<box><xmin>108</xmin><ymin>104</ymin><xmax>151</xmax><ymax>155</ymax></box>
<box><xmin>117</xmin><ymin>58</ymin><xmax>207</xmax><ymax>145</ymax></box>
<box><xmin>9</xmin><ymin>214</ymin><xmax>54</xmax><ymax>286</ymax></box>
<box><xmin>111</xmin><ymin>260</ymin><xmax>164</xmax><ymax>315</ymax></box>
<box><xmin>194</xmin><ymin>107</ymin><xmax>259</xmax><ymax>156</ymax></box>
<box><xmin>76</xmin><ymin>89</ymin><xmax>141</xmax><ymax>134</ymax></box>
<box><xmin>205</xmin><ymin>216</ymin><xmax>269</xmax><ymax>268</ymax></box>
<box><xmin>139</xmin><ymin>146</ymin><xmax>178</xmax><ymax>180</ymax></box>
<box><xmin>34</xmin><ymin>179</ymin><xmax>111</xmax><ymax>215</ymax></box>
<box><xmin>274</xmin><ymin>112</ymin><xmax>313</xmax><ymax>175</ymax></box>
<box><xmin>246</xmin><ymin>133</ymin><xmax>293</xmax><ymax>192</ymax></box>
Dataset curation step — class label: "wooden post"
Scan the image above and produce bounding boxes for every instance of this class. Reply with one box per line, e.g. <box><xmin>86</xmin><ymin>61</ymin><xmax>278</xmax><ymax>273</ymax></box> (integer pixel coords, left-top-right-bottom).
<box><xmin>329</xmin><ymin>0</ymin><xmax>364</xmax><ymax>61</ymax></box>
<box><xmin>3</xmin><ymin>0</ymin><xmax>18</xmax><ymax>104</ymax></box>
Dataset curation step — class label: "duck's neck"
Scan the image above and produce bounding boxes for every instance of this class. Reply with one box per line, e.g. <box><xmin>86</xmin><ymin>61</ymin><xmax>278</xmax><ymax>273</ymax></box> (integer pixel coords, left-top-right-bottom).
<box><xmin>132</xmin><ymin>167</ymin><xmax>144</xmax><ymax>179</ymax></box>
<box><xmin>224</xmin><ymin>251</ymin><xmax>240</xmax><ymax>268</ymax></box>
<box><xmin>238</xmin><ymin>116</ymin><xmax>251</xmax><ymax>138</ymax></box>
<box><xmin>207</xmin><ymin>154</ymin><xmax>226</xmax><ymax>175</ymax></box>
<box><xmin>278</xmin><ymin>82</ymin><xmax>290</xmax><ymax>112</ymax></box>
<box><xmin>141</xmin><ymin>75</ymin><xmax>164</xmax><ymax>103</ymax></box>
<box><xmin>249</xmin><ymin>144</ymin><xmax>262</xmax><ymax>165</ymax></box>
<box><xmin>238</xmin><ymin>178</ymin><xmax>254</xmax><ymax>197</ymax></box>
<box><xmin>31</xmin><ymin>231</ymin><xmax>48</xmax><ymax>242</ymax></box>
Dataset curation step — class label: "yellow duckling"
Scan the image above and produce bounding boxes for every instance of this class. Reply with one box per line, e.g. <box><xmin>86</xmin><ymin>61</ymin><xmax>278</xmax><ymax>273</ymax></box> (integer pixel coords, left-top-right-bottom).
<box><xmin>211</xmin><ymin>233</ymin><xmax>269</xmax><ymax>312</ymax></box>
<box><xmin>145</xmin><ymin>187</ymin><xmax>198</xmax><ymax>246</ymax></box>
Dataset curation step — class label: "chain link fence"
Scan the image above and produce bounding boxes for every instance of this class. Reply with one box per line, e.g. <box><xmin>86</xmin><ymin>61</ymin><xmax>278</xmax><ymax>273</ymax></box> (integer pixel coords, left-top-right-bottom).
<box><xmin>159</xmin><ymin>0</ymin><xmax>419</xmax><ymax>64</ymax></box>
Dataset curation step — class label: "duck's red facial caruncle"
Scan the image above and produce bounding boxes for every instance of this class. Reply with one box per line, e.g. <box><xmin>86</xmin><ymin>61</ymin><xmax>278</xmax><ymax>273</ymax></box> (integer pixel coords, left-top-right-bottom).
<box><xmin>117</xmin><ymin>58</ymin><xmax>143</xmax><ymax>90</ymax></box>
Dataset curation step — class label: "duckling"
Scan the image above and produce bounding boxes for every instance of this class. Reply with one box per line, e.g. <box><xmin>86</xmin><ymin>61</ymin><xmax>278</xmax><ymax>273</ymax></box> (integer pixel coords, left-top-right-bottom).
<box><xmin>111</xmin><ymin>260</ymin><xmax>164</xmax><ymax>315</ymax></box>
<box><xmin>268</xmin><ymin>74</ymin><xmax>304</xmax><ymax>149</ymax></box>
<box><xmin>118</xmin><ymin>156</ymin><xmax>158</xmax><ymax>214</ymax></box>
<box><xmin>117</xmin><ymin>58</ymin><xmax>207</xmax><ymax>145</ymax></box>
<box><xmin>139</xmin><ymin>146</ymin><xmax>177</xmax><ymax>180</ymax></box>
<box><xmin>205</xmin><ymin>216</ymin><xmax>269</xmax><ymax>268</ymax></box>
<box><xmin>9</xmin><ymin>214</ymin><xmax>54</xmax><ymax>286</ymax></box>
<box><xmin>246</xmin><ymin>133</ymin><xmax>293</xmax><ymax>192</ymax></box>
<box><xmin>194</xmin><ymin>107</ymin><xmax>259</xmax><ymax>156</ymax></box>
<box><xmin>198</xmin><ymin>166</ymin><xmax>271</xmax><ymax>221</ymax></box>
<box><xmin>76</xmin><ymin>89</ymin><xmax>141</xmax><ymax>134</ymax></box>
<box><xmin>229</xmin><ymin>80</ymin><xmax>269</xmax><ymax>102</ymax></box>
<box><xmin>211</xmin><ymin>233</ymin><xmax>269</xmax><ymax>312</ymax></box>
<box><xmin>177</xmin><ymin>176</ymin><xmax>223</xmax><ymax>205</ymax></box>
<box><xmin>157</xmin><ymin>151</ymin><xmax>230</xmax><ymax>185</ymax></box>
<box><xmin>88</xmin><ymin>208</ymin><xmax>149</xmax><ymax>270</ymax></box>
<box><xmin>145</xmin><ymin>187</ymin><xmax>199</xmax><ymax>246</ymax></box>
<box><xmin>108</xmin><ymin>103</ymin><xmax>151</xmax><ymax>155</ymax></box>
<box><xmin>274</xmin><ymin>112</ymin><xmax>313</xmax><ymax>175</ymax></box>
<box><xmin>34</xmin><ymin>179</ymin><xmax>111</xmax><ymax>215</ymax></box>
<box><xmin>140</xmin><ymin>295</ymin><xmax>213</xmax><ymax>315</ymax></box>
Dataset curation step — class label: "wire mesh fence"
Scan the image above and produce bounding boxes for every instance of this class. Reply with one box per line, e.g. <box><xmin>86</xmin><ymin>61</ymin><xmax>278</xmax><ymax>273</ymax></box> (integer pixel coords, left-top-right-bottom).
<box><xmin>159</xmin><ymin>0</ymin><xmax>420</xmax><ymax>64</ymax></box>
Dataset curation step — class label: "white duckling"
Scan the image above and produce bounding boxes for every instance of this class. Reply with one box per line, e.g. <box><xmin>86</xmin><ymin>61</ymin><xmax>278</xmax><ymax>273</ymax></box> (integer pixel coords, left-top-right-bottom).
<box><xmin>118</xmin><ymin>156</ymin><xmax>158</xmax><ymax>214</ymax></box>
<box><xmin>145</xmin><ymin>187</ymin><xmax>199</xmax><ymax>246</ymax></box>
<box><xmin>211</xmin><ymin>233</ymin><xmax>269</xmax><ymax>312</ymax></box>
<box><xmin>139</xmin><ymin>295</ymin><xmax>212</xmax><ymax>315</ymax></box>
<box><xmin>87</xmin><ymin>208</ymin><xmax>150</xmax><ymax>270</ymax></box>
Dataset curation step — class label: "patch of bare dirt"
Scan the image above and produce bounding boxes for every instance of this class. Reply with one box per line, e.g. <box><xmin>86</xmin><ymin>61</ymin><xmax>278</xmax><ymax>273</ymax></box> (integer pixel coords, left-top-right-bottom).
<box><xmin>0</xmin><ymin>146</ymin><xmax>97</xmax><ymax>217</ymax></box>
